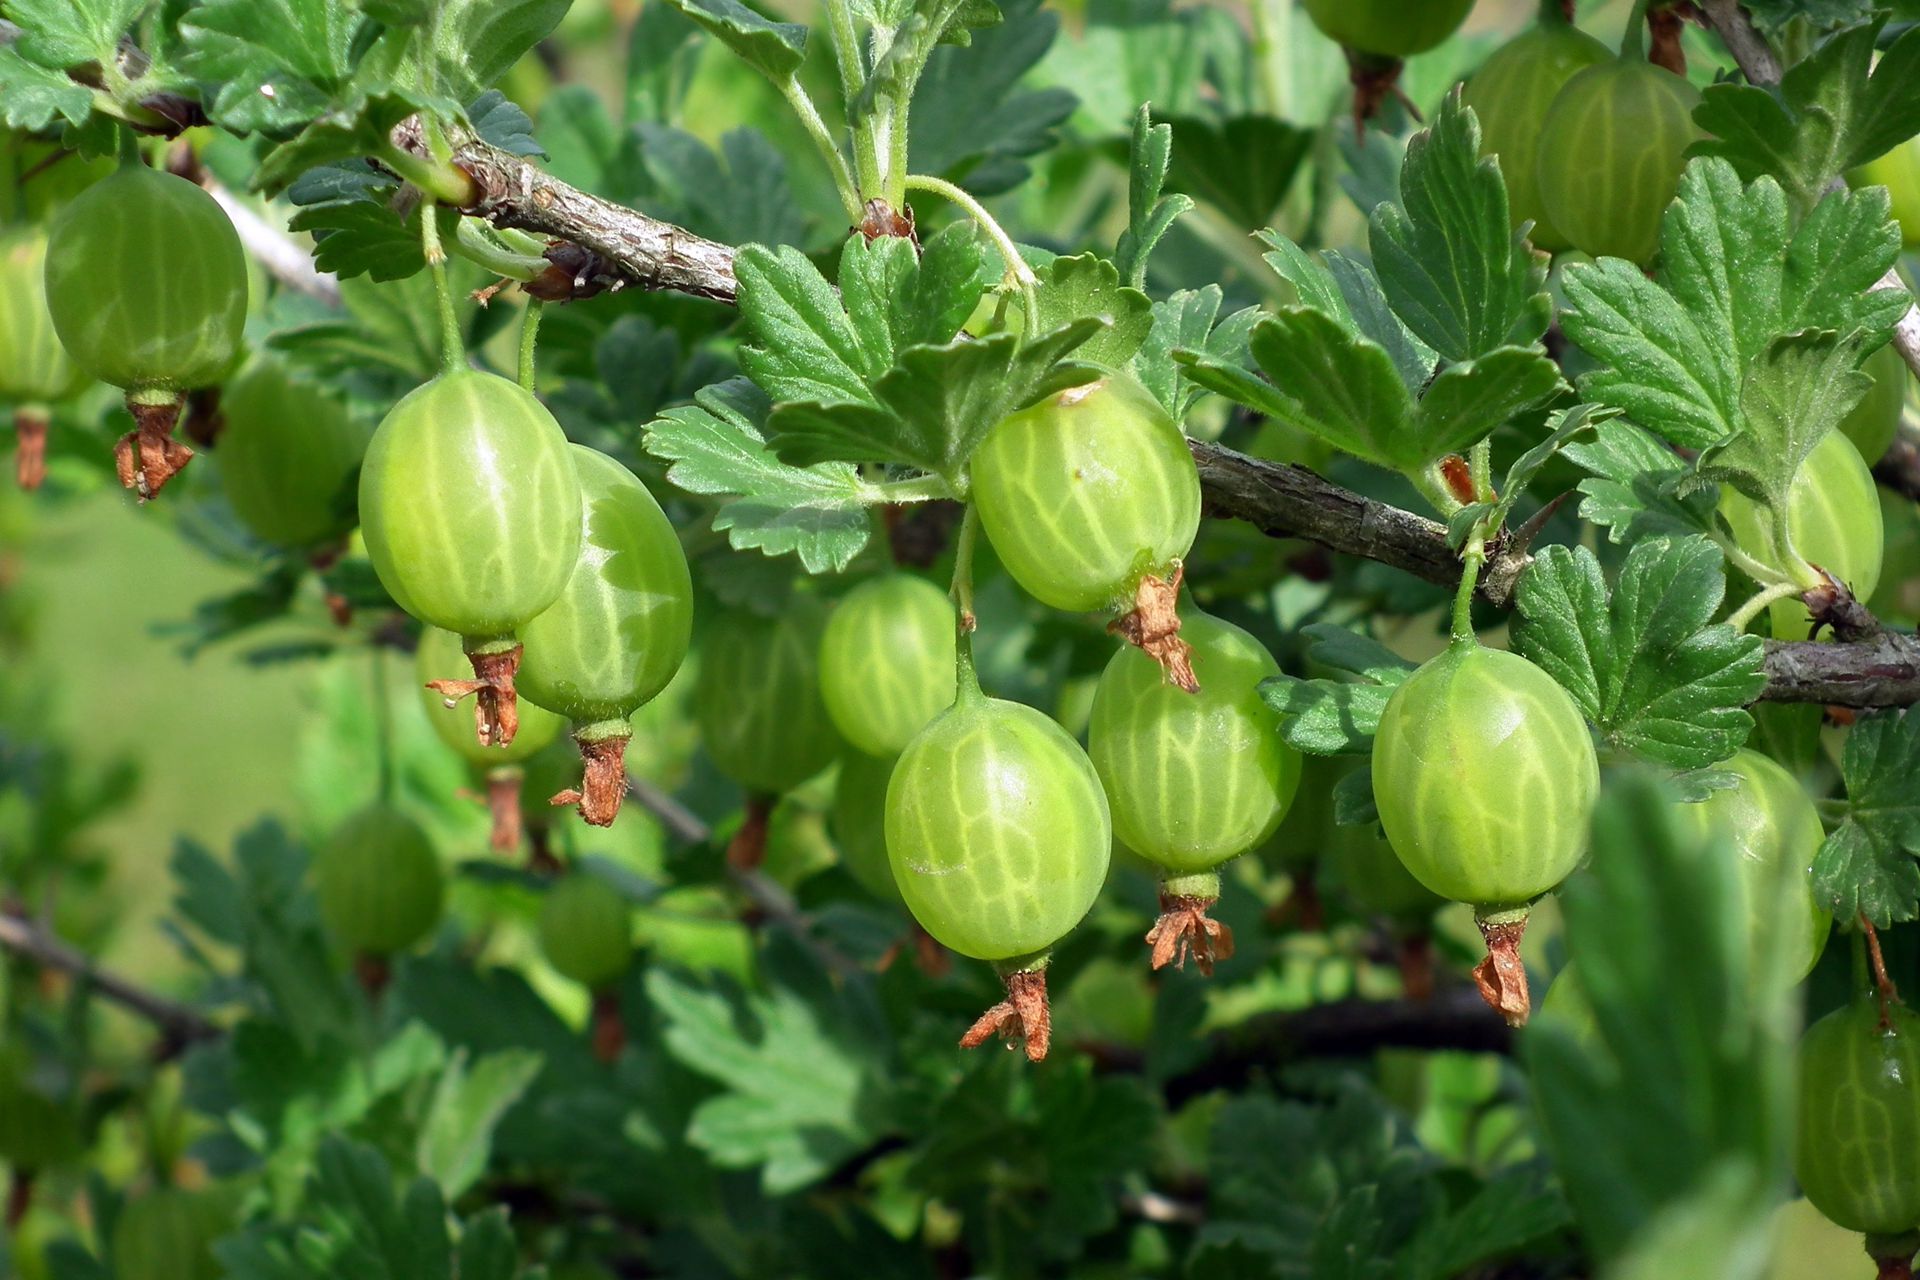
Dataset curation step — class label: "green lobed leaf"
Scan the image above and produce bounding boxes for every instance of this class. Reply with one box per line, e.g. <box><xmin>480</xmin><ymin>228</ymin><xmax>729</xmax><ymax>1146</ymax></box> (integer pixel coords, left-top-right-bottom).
<box><xmin>414</xmin><ymin>1048</ymin><xmax>543</xmax><ymax>1200</ymax></box>
<box><xmin>176</xmin><ymin>0</ymin><xmax>360</xmax><ymax>134</ymax></box>
<box><xmin>1413</xmin><ymin>347</ymin><xmax>1565</xmax><ymax>463</ymax></box>
<box><xmin>0</xmin><ymin>47</ymin><xmax>96</xmax><ymax>130</ymax></box>
<box><xmin>1699</xmin><ymin>329</ymin><xmax>1869</xmax><ymax>511</ymax></box>
<box><xmin>1527</xmin><ymin>774</ymin><xmax>1796</xmax><ymax>1264</ymax></box>
<box><xmin>763</xmin><ymin>320</ymin><xmax>1104</xmax><ymax>475</ymax></box>
<box><xmin>1113</xmin><ymin>104</ymin><xmax>1193</xmax><ymax>289</ymax></box>
<box><xmin>1562</xmin><ymin>418</ymin><xmax>1720</xmax><ymax>545</ymax></box>
<box><xmin>640</xmin><ymin>379</ymin><xmax>875</xmax><ymax>574</ymax></box>
<box><xmin>1029</xmin><ymin>252</ymin><xmax>1153</xmax><ymax>370</ymax></box>
<box><xmin>1258</xmin><ymin>623</ymin><xmax>1415</xmax><ymax>756</ymax></box>
<box><xmin>1511</xmin><ymin>538</ymin><xmax>1766</xmax><ymax>771</ymax></box>
<box><xmin>647</xmin><ymin>938</ymin><xmax>895</xmax><ymax>1195</ymax></box>
<box><xmin>1692</xmin><ymin>20</ymin><xmax>1920</xmax><ymax>210</ymax></box>
<box><xmin>1811</xmin><ymin>708</ymin><xmax>1920</xmax><ymax>926</ymax></box>
<box><xmin>1131</xmin><ymin>285</ymin><xmax>1258</xmax><ymax>418</ymax></box>
<box><xmin>1159</xmin><ymin>112</ymin><xmax>1313</xmax><ymax>232</ymax></box>
<box><xmin>1179</xmin><ymin>308</ymin><xmax>1416</xmax><ymax>472</ymax></box>
<box><xmin>663</xmin><ymin>0</ymin><xmax>807</xmax><ymax>82</ymax></box>
<box><xmin>1561</xmin><ymin>158</ymin><xmax>1905</xmax><ymax>453</ymax></box>
<box><xmin>635</xmin><ymin>123</ymin><xmax>811</xmax><ymax>249</ymax></box>
<box><xmin>1447</xmin><ymin>402</ymin><xmax>1613</xmax><ymax>551</ymax></box>
<box><xmin>736</xmin><ymin>242</ymin><xmax>883</xmax><ymax>407</ymax></box>
<box><xmin>3</xmin><ymin>0</ymin><xmax>146</xmax><ymax>70</ymax></box>
<box><xmin>252</xmin><ymin>90</ymin><xmax>423</xmax><ymax>195</ymax></box>
<box><xmin>906</xmin><ymin>0</ymin><xmax>1075</xmax><ymax>195</ymax></box>
<box><xmin>1369</xmin><ymin>91</ymin><xmax>1551</xmax><ymax>363</ymax></box>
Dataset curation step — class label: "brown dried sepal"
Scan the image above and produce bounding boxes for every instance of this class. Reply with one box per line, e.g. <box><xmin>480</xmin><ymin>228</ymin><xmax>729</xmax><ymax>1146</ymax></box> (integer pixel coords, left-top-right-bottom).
<box><xmin>114</xmin><ymin>396</ymin><xmax>194</xmax><ymax>501</ymax></box>
<box><xmin>1109</xmin><ymin>565</ymin><xmax>1198</xmax><ymax>692</ymax></box>
<box><xmin>426</xmin><ymin>644</ymin><xmax>524</xmax><ymax>748</ymax></box>
<box><xmin>590</xmin><ymin>988</ymin><xmax>625</xmax><ymax>1064</ymax></box>
<box><xmin>1471</xmin><ymin>914</ymin><xmax>1531</xmax><ymax>1027</ymax></box>
<box><xmin>550</xmin><ymin>734</ymin><xmax>631</xmax><ymax>828</ymax></box>
<box><xmin>1646</xmin><ymin>3</ymin><xmax>1700</xmax><ymax>77</ymax></box>
<box><xmin>1869</xmin><ymin>1232</ymin><xmax>1920</xmax><ymax>1280</ymax></box>
<box><xmin>1146</xmin><ymin>892</ymin><xmax>1235</xmax><ymax>976</ymax></box>
<box><xmin>13</xmin><ymin>409</ymin><xmax>47</xmax><ymax>491</ymax></box>
<box><xmin>1803</xmin><ymin>567</ymin><xmax>1883</xmax><ymax>644</ymax></box>
<box><xmin>858</xmin><ymin>199</ymin><xmax>916</xmax><ymax>242</ymax></box>
<box><xmin>485</xmin><ymin>768</ymin><xmax>523</xmax><ymax>853</ymax></box>
<box><xmin>959</xmin><ymin>967</ymin><xmax>1051</xmax><ymax>1062</ymax></box>
<box><xmin>725</xmin><ymin>793</ymin><xmax>775</xmax><ymax>872</ymax></box>
<box><xmin>1344</xmin><ymin>50</ymin><xmax>1419</xmax><ymax>141</ymax></box>
<box><xmin>1397</xmin><ymin>931</ymin><xmax>1436</xmax><ymax>1002</ymax></box>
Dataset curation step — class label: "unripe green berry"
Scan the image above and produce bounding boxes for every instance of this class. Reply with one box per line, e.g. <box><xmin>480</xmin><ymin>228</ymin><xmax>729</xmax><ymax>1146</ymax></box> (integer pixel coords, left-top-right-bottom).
<box><xmin>538</xmin><ymin>874</ymin><xmax>633</xmax><ymax>989</ymax></box>
<box><xmin>313</xmin><ymin>805</ymin><xmax>444</xmax><ymax>956</ymax></box>
<box><xmin>1795</xmin><ymin>998</ymin><xmax>1920</xmax><ymax>1237</ymax></box>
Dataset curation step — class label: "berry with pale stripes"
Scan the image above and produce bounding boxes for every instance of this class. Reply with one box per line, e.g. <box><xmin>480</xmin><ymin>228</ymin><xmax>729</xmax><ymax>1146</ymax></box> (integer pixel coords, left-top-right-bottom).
<box><xmin>215</xmin><ymin>356</ymin><xmax>373</xmax><ymax>551</ymax></box>
<box><xmin>1720</xmin><ymin>431</ymin><xmax>1884</xmax><ymax>640</ymax></box>
<box><xmin>1371</xmin><ymin>641</ymin><xmax>1597</xmax><ymax>1025</ymax></box>
<box><xmin>312</xmin><ymin>805</ymin><xmax>445</xmax><ymax>957</ymax></box>
<box><xmin>886</xmin><ymin>666</ymin><xmax>1110</xmax><ymax>1060</ymax></box>
<box><xmin>538</xmin><ymin>874</ymin><xmax>633</xmax><ymax>990</ymax></box>
<box><xmin>518</xmin><ymin>445</ymin><xmax>694</xmax><ymax>826</ymax></box>
<box><xmin>1795</xmin><ymin>997</ymin><xmax>1920</xmax><ymax>1238</ymax></box>
<box><xmin>1534</xmin><ymin>57</ymin><xmax>1700</xmax><ymax>264</ymax></box>
<box><xmin>1675</xmin><ymin>748</ymin><xmax>1829</xmax><ymax>983</ymax></box>
<box><xmin>819</xmin><ymin>573</ymin><xmax>956</xmax><ymax>757</ymax></box>
<box><xmin>360</xmin><ymin>369</ymin><xmax>582</xmax><ymax>748</ymax></box>
<box><xmin>1089</xmin><ymin>611</ymin><xmax>1301</xmax><ymax>973</ymax></box>
<box><xmin>696</xmin><ymin>600</ymin><xmax>843</xmax><ymax>795</ymax></box>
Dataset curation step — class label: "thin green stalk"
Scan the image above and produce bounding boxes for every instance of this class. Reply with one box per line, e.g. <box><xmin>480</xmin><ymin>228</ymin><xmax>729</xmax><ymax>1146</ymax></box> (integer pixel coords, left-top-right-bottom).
<box><xmin>949</xmin><ymin>503</ymin><xmax>984</xmax><ymax>705</ymax></box>
<box><xmin>1725</xmin><ymin>580</ymin><xmax>1804</xmax><ymax>633</ymax></box>
<box><xmin>519</xmin><ymin>299</ymin><xmax>545</xmax><ymax>394</ymax></box>
<box><xmin>1710</xmin><ymin>530</ymin><xmax>1792</xmax><ymax>587</ymax></box>
<box><xmin>1451</xmin><ymin>534</ymin><xmax>1486</xmax><ymax>643</ymax></box>
<box><xmin>868</xmin><ymin>473</ymin><xmax>954</xmax><ymax>504</ymax></box>
<box><xmin>823</xmin><ymin>0</ymin><xmax>867</xmax><ymax>107</ymax></box>
<box><xmin>419</xmin><ymin>207</ymin><xmax>465</xmax><ymax>376</ymax></box>
<box><xmin>1468</xmin><ymin>438</ymin><xmax>1494</xmax><ymax>503</ymax></box>
<box><xmin>780</xmin><ymin>78</ymin><xmax>865</xmax><ymax>221</ymax></box>
<box><xmin>115</xmin><ymin>124</ymin><xmax>142</xmax><ymax>168</ymax></box>
<box><xmin>902</xmin><ymin>174</ymin><xmax>1037</xmax><ymax>334</ymax></box>
<box><xmin>1249</xmin><ymin>0</ymin><xmax>1292</xmax><ymax>119</ymax></box>
<box><xmin>370</xmin><ymin>646</ymin><xmax>396</xmax><ymax>805</ymax></box>
<box><xmin>1621</xmin><ymin>0</ymin><xmax>1653</xmax><ymax>58</ymax></box>
<box><xmin>452</xmin><ymin>219</ymin><xmax>548</xmax><ymax>282</ymax></box>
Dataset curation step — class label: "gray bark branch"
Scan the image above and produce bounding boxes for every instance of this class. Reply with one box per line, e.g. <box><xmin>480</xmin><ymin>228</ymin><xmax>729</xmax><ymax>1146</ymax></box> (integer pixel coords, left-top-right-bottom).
<box><xmin>0</xmin><ymin>910</ymin><xmax>218</xmax><ymax>1053</ymax></box>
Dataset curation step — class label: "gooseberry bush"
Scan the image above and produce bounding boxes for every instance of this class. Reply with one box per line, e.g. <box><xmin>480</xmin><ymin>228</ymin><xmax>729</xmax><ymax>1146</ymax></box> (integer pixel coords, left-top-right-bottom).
<box><xmin>4</xmin><ymin>0</ymin><xmax>1920</xmax><ymax>1275</ymax></box>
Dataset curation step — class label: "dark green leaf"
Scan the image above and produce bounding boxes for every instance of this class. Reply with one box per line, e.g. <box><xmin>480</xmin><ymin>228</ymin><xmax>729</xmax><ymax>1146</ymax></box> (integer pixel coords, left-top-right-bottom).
<box><xmin>1132</xmin><ymin>285</ymin><xmax>1257</xmax><ymax>418</ymax></box>
<box><xmin>253</xmin><ymin>91</ymin><xmax>422</xmax><ymax>195</ymax></box>
<box><xmin>736</xmin><ymin>242</ymin><xmax>880</xmax><ymax>407</ymax></box>
<box><xmin>176</xmin><ymin>0</ymin><xmax>359</xmax><ymax>134</ymax></box>
<box><xmin>1562</xmin><ymin>418</ymin><xmax>1719</xmax><ymax>545</ymax></box>
<box><xmin>1693</xmin><ymin>20</ymin><xmax>1920</xmax><ymax>209</ymax></box>
<box><xmin>635</xmin><ymin>123</ymin><xmax>811</xmax><ymax>248</ymax></box>
<box><xmin>1160</xmin><ymin>112</ymin><xmax>1312</xmax><ymax>231</ymax></box>
<box><xmin>907</xmin><ymin>0</ymin><xmax>1074</xmax><ymax>195</ymax></box>
<box><xmin>1527</xmin><ymin>774</ymin><xmax>1794</xmax><ymax>1263</ymax></box>
<box><xmin>1812</xmin><ymin>709</ymin><xmax>1920</xmax><ymax>926</ymax></box>
<box><xmin>4</xmin><ymin>0</ymin><xmax>145</xmax><ymax>70</ymax></box>
<box><xmin>1413</xmin><ymin>347</ymin><xmax>1565</xmax><ymax>462</ymax></box>
<box><xmin>1700</xmin><ymin>330</ymin><xmax>1870</xmax><ymax>512</ymax></box>
<box><xmin>1512</xmin><ymin>538</ymin><xmax>1765</xmax><ymax>770</ymax></box>
<box><xmin>1258</xmin><ymin>624</ymin><xmax>1414</xmax><ymax>755</ymax></box>
<box><xmin>1371</xmin><ymin>91</ymin><xmax>1551</xmax><ymax>362</ymax></box>
<box><xmin>468</xmin><ymin>89</ymin><xmax>541</xmax><ymax>156</ymax></box>
<box><xmin>663</xmin><ymin>0</ymin><xmax>807</xmax><ymax>82</ymax></box>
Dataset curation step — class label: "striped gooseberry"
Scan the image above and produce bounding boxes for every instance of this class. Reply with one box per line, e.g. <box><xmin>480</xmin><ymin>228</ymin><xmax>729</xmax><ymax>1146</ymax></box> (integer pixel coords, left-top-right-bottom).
<box><xmin>1460</xmin><ymin>15</ymin><xmax>1612</xmax><ymax>250</ymax></box>
<box><xmin>885</xmin><ymin>653</ymin><xmax>1111</xmax><ymax>1059</ymax></box>
<box><xmin>538</xmin><ymin>873</ymin><xmax>633</xmax><ymax>991</ymax></box>
<box><xmin>1795</xmin><ymin>997</ymin><xmax>1920</xmax><ymax>1242</ymax></box>
<box><xmin>1088</xmin><ymin>611</ymin><xmax>1300</xmax><ymax>972</ymax></box>
<box><xmin>1838</xmin><ymin>342</ymin><xmax>1910</xmax><ymax>465</ymax></box>
<box><xmin>694</xmin><ymin>601</ymin><xmax>843</xmax><ymax>795</ymax></box>
<box><xmin>1719</xmin><ymin>431</ymin><xmax>1884</xmax><ymax>640</ymax></box>
<box><xmin>0</xmin><ymin>227</ymin><xmax>90</xmax><ymax>489</ymax></box>
<box><xmin>969</xmin><ymin>372</ymin><xmax>1203</xmax><ymax>687</ymax></box>
<box><xmin>214</xmin><ymin>356</ymin><xmax>372</xmax><ymax>552</ymax></box>
<box><xmin>1852</xmin><ymin>137</ymin><xmax>1920</xmax><ymax>248</ymax></box>
<box><xmin>1370</xmin><ymin>641</ymin><xmax>1598</xmax><ymax>1024</ymax></box>
<box><xmin>818</xmin><ymin>573</ymin><xmax>956</xmax><ymax>758</ymax></box>
<box><xmin>516</xmin><ymin>445</ymin><xmax>694</xmax><ymax>826</ymax></box>
<box><xmin>1300</xmin><ymin>0</ymin><xmax>1474</xmax><ymax>58</ymax></box>
<box><xmin>312</xmin><ymin>805</ymin><xmax>445</xmax><ymax>958</ymax></box>
<box><xmin>1676</xmin><ymin>748</ymin><xmax>1829</xmax><ymax>983</ymax></box>
<box><xmin>360</xmin><ymin>369</ymin><xmax>582</xmax><ymax>747</ymax></box>
<box><xmin>43</xmin><ymin>164</ymin><xmax>246</xmax><ymax>498</ymax></box>
<box><xmin>831</xmin><ymin>750</ymin><xmax>901</xmax><ymax>904</ymax></box>
<box><xmin>1533</xmin><ymin>57</ymin><xmax>1700</xmax><ymax>265</ymax></box>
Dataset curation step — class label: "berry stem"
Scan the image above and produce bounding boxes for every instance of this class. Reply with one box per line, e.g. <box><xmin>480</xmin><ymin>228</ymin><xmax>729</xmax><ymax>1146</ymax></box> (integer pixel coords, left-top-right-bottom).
<box><xmin>1621</xmin><ymin>0</ymin><xmax>1653</xmax><ymax>59</ymax></box>
<box><xmin>1450</xmin><ymin>534</ymin><xmax>1486</xmax><ymax>644</ymax></box>
<box><xmin>1862</xmin><ymin>914</ymin><xmax>1901</xmax><ymax>1023</ymax></box>
<box><xmin>418</xmin><ymin>204</ymin><xmax>464</xmax><ymax>376</ymax></box>
<box><xmin>370</xmin><ymin>645</ymin><xmax>396</xmax><ymax>804</ymax></box>
<box><xmin>518</xmin><ymin>298</ymin><xmax>544</xmax><ymax>394</ymax></box>
<box><xmin>901</xmin><ymin>174</ymin><xmax>1038</xmax><ymax>339</ymax></box>
<box><xmin>12</xmin><ymin>407</ymin><xmax>48</xmax><ymax>491</ymax></box>
<box><xmin>484</xmin><ymin>765</ymin><xmax>524</xmax><ymax>852</ymax></box>
<box><xmin>1725</xmin><ymin>580</ymin><xmax>1803</xmax><ymax>632</ymax></box>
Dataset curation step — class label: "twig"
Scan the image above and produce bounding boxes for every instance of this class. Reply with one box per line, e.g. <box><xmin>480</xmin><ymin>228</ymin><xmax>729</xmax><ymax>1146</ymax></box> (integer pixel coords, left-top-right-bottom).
<box><xmin>623</xmin><ymin>776</ymin><xmax>863</xmax><ymax>980</ymax></box>
<box><xmin>204</xmin><ymin>180</ymin><xmax>341</xmax><ymax>305</ymax></box>
<box><xmin>0</xmin><ymin>910</ymin><xmax>218</xmax><ymax>1054</ymax></box>
<box><xmin>1876</xmin><ymin>429</ymin><xmax>1920</xmax><ymax>505</ymax></box>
